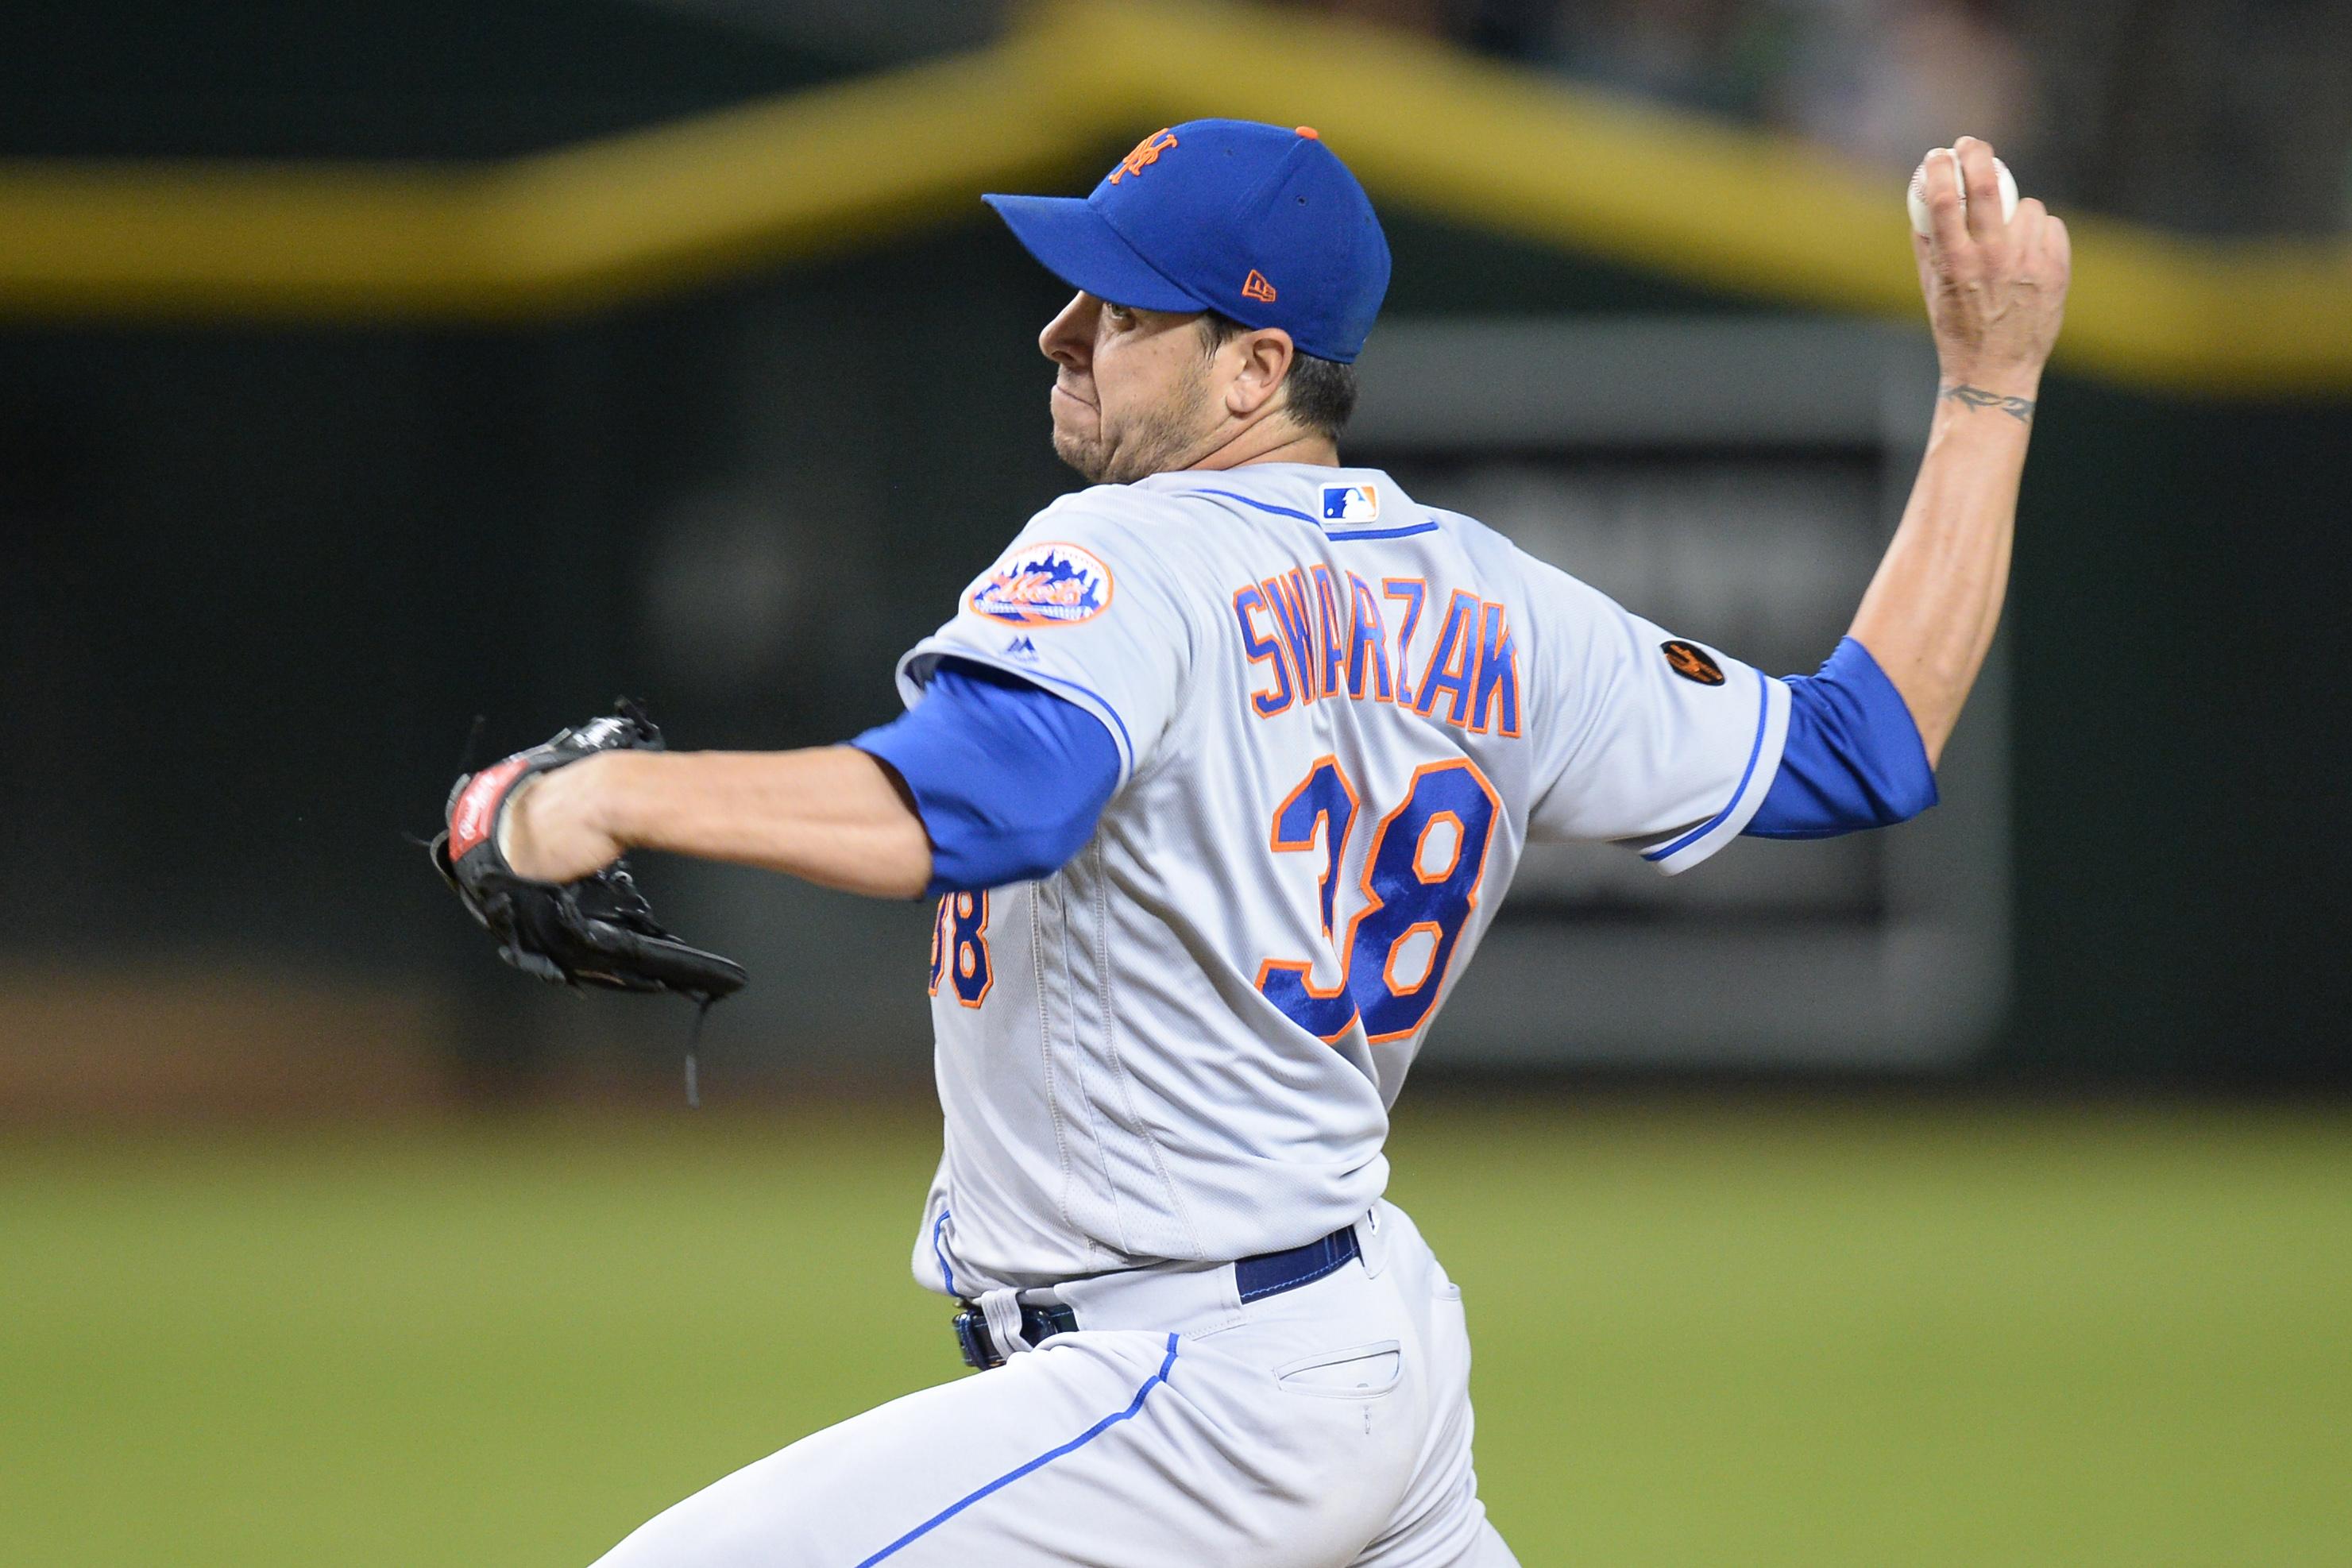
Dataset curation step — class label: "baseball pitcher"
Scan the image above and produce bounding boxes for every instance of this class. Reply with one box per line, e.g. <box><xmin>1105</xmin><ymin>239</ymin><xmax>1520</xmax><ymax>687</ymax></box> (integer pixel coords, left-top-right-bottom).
<box><xmin>446</xmin><ymin>123</ymin><xmax>2068</xmax><ymax>1565</ymax></box>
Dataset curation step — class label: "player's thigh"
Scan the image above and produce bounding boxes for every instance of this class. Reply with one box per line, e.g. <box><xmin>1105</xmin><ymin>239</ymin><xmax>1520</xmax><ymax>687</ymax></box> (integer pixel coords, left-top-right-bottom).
<box><xmin>1350</xmin><ymin>1215</ymin><xmax>1517</xmax><ymax>1568</ymax></box>
<box><xmin>587</xmin><ymin>1326</ymin><xmax>1406</xmax><ymax>1568</ymax></box>
<box><xmin>587</xmin><ymin>1334</ymin><xmax>1169</xmax><ymax>1567</ymax></box>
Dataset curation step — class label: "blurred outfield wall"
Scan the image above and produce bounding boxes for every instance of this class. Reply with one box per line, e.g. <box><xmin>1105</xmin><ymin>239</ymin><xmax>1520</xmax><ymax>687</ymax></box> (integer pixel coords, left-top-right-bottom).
<box><xmin>2</xmin><ymin>2</ymin><xmax>2345</xmax><ymax>1103</ymax></box>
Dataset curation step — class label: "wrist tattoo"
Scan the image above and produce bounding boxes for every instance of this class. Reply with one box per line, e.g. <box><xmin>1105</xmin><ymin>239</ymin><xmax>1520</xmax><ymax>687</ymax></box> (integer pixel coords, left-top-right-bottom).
<box><xmin>1941</xmin><ymin>383</ymin><xmax>2036</xmax><ymax>423</ymax></box>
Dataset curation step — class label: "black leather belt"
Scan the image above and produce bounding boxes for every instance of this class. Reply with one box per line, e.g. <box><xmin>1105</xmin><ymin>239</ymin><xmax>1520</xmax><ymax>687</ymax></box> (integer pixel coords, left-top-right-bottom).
<box><xmin>952</xmin><ymin>1225</ymin><xmax>1362</xmax><ymax>1370</ymax></box>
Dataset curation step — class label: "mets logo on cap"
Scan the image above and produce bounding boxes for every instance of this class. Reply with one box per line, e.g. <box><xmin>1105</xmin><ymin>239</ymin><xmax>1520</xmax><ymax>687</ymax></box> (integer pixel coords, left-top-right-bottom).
<box><xmin>968</xmin><ymin>542</ymin><xmax>1114</xmax><ymax>627</ymax></box>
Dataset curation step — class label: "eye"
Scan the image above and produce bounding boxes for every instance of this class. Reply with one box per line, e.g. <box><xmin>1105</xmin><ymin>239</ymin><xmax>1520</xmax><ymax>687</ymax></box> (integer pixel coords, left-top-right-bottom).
<box><xmin>1102</xmin><ymin>301</ymin><xmax>1134</xmax><ymax>326</ymax></box>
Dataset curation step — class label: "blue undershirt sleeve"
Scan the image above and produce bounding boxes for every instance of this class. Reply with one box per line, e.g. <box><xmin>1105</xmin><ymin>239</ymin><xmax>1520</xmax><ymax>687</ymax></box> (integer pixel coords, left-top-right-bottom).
<box><xmin>1744</xmin><ymin>636</ymin><xmax>1940</xmax><ymax>839</ymax></box>
<box><xmin>849</xmin><ymin>657</ymin><xmax>1122</xmax><ymax>895</ymax></box>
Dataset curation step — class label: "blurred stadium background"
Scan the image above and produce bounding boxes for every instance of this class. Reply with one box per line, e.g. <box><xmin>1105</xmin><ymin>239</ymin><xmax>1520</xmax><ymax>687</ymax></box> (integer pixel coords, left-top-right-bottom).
<box><xmin>2</xmin><ymin>2</ymin><xmax>2346</xmax><ymax>1562</ymax></box>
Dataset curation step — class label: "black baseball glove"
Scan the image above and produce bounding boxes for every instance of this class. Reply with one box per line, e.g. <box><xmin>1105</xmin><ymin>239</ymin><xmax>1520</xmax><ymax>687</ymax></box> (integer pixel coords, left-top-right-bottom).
<box><xmin>430</xmin><ymin>701</ymin><xmax>747</xmax><ymax>1002</ymax></box>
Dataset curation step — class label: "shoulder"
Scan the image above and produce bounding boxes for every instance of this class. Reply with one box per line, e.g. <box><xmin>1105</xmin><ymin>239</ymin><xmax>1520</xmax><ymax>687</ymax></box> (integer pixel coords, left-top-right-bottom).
<box><xmin>1423</xmin><ymin>506</ymin><xmax>1610</xmax><ymax>615</ymax></box>
<box><xmin>1004</xmin><ymin>485</ymin><xmax>1211</xmax><ymax>565</ymax></box>
<box><xmin>1005</xmin><ymin>485</ymin><xmax>1230</xmax><ymax>597</ymax></box>
<box><xmin>1020</xmin><ymin>482</ymin><xmax>1207</xmax><ymax>539</ymax></box>
<box><xmin>1419</xmin><ymin>508</ymin><xmax>1645</xmax><ymax>692</ymax></box>
<box><xmin>962</xmin><ymin>486</ymin><xmax>1208</xmax><ymax>637</ymax></box>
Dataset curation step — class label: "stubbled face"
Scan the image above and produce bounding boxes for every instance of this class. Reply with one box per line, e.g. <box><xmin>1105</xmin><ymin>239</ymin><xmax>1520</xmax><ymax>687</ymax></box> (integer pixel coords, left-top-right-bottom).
<box><xmin>1038</xmin><ymin>292</ymin><xmax>1220</xmax><ymax>484</ymax></box>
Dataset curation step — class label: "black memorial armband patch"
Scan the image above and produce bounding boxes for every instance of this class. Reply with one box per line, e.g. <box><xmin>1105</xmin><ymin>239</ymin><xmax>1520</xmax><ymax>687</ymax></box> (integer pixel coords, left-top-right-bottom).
<box><xmin>1660</xmin><ymin>640</ymin><xmax>1726</xmax><ymax>686</ymax></box>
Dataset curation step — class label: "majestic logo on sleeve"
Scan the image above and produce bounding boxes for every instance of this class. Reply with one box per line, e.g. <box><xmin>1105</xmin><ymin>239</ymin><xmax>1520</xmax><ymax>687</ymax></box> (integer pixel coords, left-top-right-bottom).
<box><xmin>1661</xmin><ymin>639</ymin><xmax>1726</xmax><ymax>686</ymax></box>
<box><xmin>968</xmin><ymin>543</ymin><xmax>1114</xmax><ymax>628</ymax></box>
<box><xmin>1320</xmin><ymin>484</ymin><xmax>1379</xmax><ymax>522</ymax></box>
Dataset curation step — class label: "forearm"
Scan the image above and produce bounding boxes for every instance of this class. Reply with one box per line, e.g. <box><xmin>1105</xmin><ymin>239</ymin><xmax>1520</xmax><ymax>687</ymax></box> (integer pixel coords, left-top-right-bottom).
<box><xmin>592</xmin><ymin>745</ymin><xmax>933</xmax><ymax>899</ymax></box>
<box><xmin>495</xmin><ymin>668</ymin><xmax>1118</xmax><ymax>895</ymax></box>
<box><xmin>1847</xmin><ymin>379</ymin><xmax>2034</xmax><ymax>767</ymax></box>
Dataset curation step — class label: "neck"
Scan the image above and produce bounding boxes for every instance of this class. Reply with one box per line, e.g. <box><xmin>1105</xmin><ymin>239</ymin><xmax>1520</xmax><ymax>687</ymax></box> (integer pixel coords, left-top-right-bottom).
<box><xmin>1180</xmin><ymin>416</ymin><xmax>1339</xmax><ymax>473</ymax></box>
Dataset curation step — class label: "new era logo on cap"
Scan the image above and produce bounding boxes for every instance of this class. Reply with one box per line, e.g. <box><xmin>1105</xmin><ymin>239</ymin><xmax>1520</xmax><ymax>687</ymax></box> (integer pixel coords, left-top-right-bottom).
<box><xmin>1242</xmin><ymin>269</ymin><xmax>1277</xmax><ymax>303</ymax></box>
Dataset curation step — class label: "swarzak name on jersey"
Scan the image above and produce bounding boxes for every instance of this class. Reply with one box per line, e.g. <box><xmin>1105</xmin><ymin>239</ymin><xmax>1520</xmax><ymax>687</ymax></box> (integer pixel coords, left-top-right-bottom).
<box><xmin>1234</xmin><ymin>570</ymin><xmax>1516</xmax><ymax>736</ymax></box>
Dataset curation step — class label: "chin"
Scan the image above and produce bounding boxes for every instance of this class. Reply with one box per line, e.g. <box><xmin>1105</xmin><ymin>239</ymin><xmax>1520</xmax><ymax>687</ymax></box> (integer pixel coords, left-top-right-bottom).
<box><xmin>1051</xmin><ymin>427</ymin><xmax>1112</xmax><ymax>484</ymax></box>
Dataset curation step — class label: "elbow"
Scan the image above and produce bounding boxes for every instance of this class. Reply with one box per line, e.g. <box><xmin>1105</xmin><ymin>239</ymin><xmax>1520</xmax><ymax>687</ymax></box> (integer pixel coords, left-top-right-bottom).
<box><xmin>932</xmin><ymin>807</ymin><xmax>1099</xmax><ymax>893</ymax></box>
<box><xmin>1910</xmin><ymin>705</ymin><xmax>1959</xmax><ymax>772</ymax></box>
<box><xmin>1871</xmin><ymin>767</ymin><xmax>1939</xmax><ymax>829</ymax></box>
<box><xmin>1744</xmin><ymin>647</ymin><xmax>1941</xmax><ymax>840</ymax></box>
<box><xmin>879</xmin><ymin>821</ymin><xmax>937</xmax><ymax>900</ymax></box>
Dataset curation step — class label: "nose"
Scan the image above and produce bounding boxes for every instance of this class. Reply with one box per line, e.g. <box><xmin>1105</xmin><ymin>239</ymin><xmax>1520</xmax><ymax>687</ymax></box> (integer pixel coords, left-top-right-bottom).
<box><xmin>1039</xmin><ymin>292</ymin><xmax>1095</xmax><ymax>369</ymax></box>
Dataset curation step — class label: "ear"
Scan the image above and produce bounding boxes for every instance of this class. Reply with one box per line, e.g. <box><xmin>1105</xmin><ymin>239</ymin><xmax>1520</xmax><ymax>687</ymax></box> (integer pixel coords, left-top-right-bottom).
<box><xmin>1221</xmin><ymin>326</ymin><xmax>1296</xmax><ymax>419</ymax></box>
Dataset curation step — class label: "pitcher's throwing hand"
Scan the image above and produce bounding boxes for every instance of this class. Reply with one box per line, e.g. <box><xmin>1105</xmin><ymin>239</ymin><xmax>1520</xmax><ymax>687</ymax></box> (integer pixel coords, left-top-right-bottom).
<box><xmin>1913</xmin><ymin>136</ymin><xmax>2072</xmax><ymax>409</ymax></box>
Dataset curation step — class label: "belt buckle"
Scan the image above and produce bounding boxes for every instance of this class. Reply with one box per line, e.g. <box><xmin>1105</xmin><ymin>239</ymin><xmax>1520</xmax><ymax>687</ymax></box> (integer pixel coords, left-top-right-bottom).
<box><xmin>952</xmin><ymin>1307</ymin><xmax>1002</xmax><ymax>1371</ymax></box>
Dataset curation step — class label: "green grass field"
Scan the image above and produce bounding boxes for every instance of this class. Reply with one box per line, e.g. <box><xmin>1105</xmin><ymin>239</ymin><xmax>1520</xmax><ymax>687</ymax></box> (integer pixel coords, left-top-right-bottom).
<box><xmin>5</xmin><ymin>1097</ymin><xmax>2347</xmax><ymax>1566</ymax></box>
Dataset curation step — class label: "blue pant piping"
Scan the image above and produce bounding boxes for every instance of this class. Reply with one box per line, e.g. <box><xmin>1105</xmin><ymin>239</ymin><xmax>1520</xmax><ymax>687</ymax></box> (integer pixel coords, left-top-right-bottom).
<box><xmin>852</xmin><ymin>1333</ymin><xmax>1181</xmax><ymax>1565</ymax></box>
<box><xmin>931</xmin><ymin>1210</ymin><xmax>956</xmax><ymax>1297</ymax></box>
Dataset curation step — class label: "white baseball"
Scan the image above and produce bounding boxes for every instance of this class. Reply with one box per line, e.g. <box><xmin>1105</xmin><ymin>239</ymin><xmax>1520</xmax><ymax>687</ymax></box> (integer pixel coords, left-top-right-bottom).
<box><xmin>1907</xmin><ymin>150</ymin><xmax>2018</xmax><ymax>236</ymax></box>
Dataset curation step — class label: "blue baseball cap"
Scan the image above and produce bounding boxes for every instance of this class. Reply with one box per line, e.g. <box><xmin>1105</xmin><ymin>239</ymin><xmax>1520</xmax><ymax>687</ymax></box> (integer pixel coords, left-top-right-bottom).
<box><xmin>984</xmin><ymin>119</ymin><xmax>1390</xmax><ymax>364</ymax></box>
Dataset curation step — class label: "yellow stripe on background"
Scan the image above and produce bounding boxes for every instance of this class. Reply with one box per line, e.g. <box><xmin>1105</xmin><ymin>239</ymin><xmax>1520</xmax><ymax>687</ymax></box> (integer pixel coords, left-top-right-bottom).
<box><xmin>1</xmin><ymin>0</ymin><xmax>2346</xmax><ymax>393</ymax></box>
<box><xmin>0</xmin><ymin>33</ymin><xmax>1095</xmax><ymax>320</ymax></box>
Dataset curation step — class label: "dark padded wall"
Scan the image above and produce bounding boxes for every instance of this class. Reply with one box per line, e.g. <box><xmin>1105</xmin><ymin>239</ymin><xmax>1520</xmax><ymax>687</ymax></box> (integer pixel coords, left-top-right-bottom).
<box><xmin>0</xmin><ymin>0</ymin><xmax>856</xmax><ymax>159</ymax></box>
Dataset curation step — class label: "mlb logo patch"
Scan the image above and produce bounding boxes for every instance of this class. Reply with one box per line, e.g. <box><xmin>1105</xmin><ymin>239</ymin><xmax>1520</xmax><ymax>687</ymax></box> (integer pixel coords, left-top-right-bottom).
<box><xmin>968</xmin><ymin>542</ymin><xmax>1114</xmax><ymax>628</ymax></box>
<box><xmin>1321</xmin><ymin>484</ymin><xmax>1379</xmax><ymax>523</ymax></box>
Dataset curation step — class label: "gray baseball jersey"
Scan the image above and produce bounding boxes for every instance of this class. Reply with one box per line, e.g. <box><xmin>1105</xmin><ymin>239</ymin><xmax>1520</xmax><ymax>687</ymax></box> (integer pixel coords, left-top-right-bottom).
<box><xmin>897</xmin><ymin>463</ymin><xmax>1790</xmax><ymax>1295</ymax></box>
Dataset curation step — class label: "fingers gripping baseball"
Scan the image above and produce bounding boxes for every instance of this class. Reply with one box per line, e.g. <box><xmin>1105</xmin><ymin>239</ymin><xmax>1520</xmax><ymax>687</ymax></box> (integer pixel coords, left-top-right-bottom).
<box><xmin>1911</xmin><ymin>137</ymin><xmax>2070</xmax><ymax>393</ymax></box>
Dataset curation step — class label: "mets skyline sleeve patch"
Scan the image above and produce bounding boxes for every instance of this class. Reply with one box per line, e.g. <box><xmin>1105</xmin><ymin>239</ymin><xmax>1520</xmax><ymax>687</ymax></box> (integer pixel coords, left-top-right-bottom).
<box><xmin>894</xmin><ymin>501</ymin><xmax>1196</xmax><ymax>786</ymax></box>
